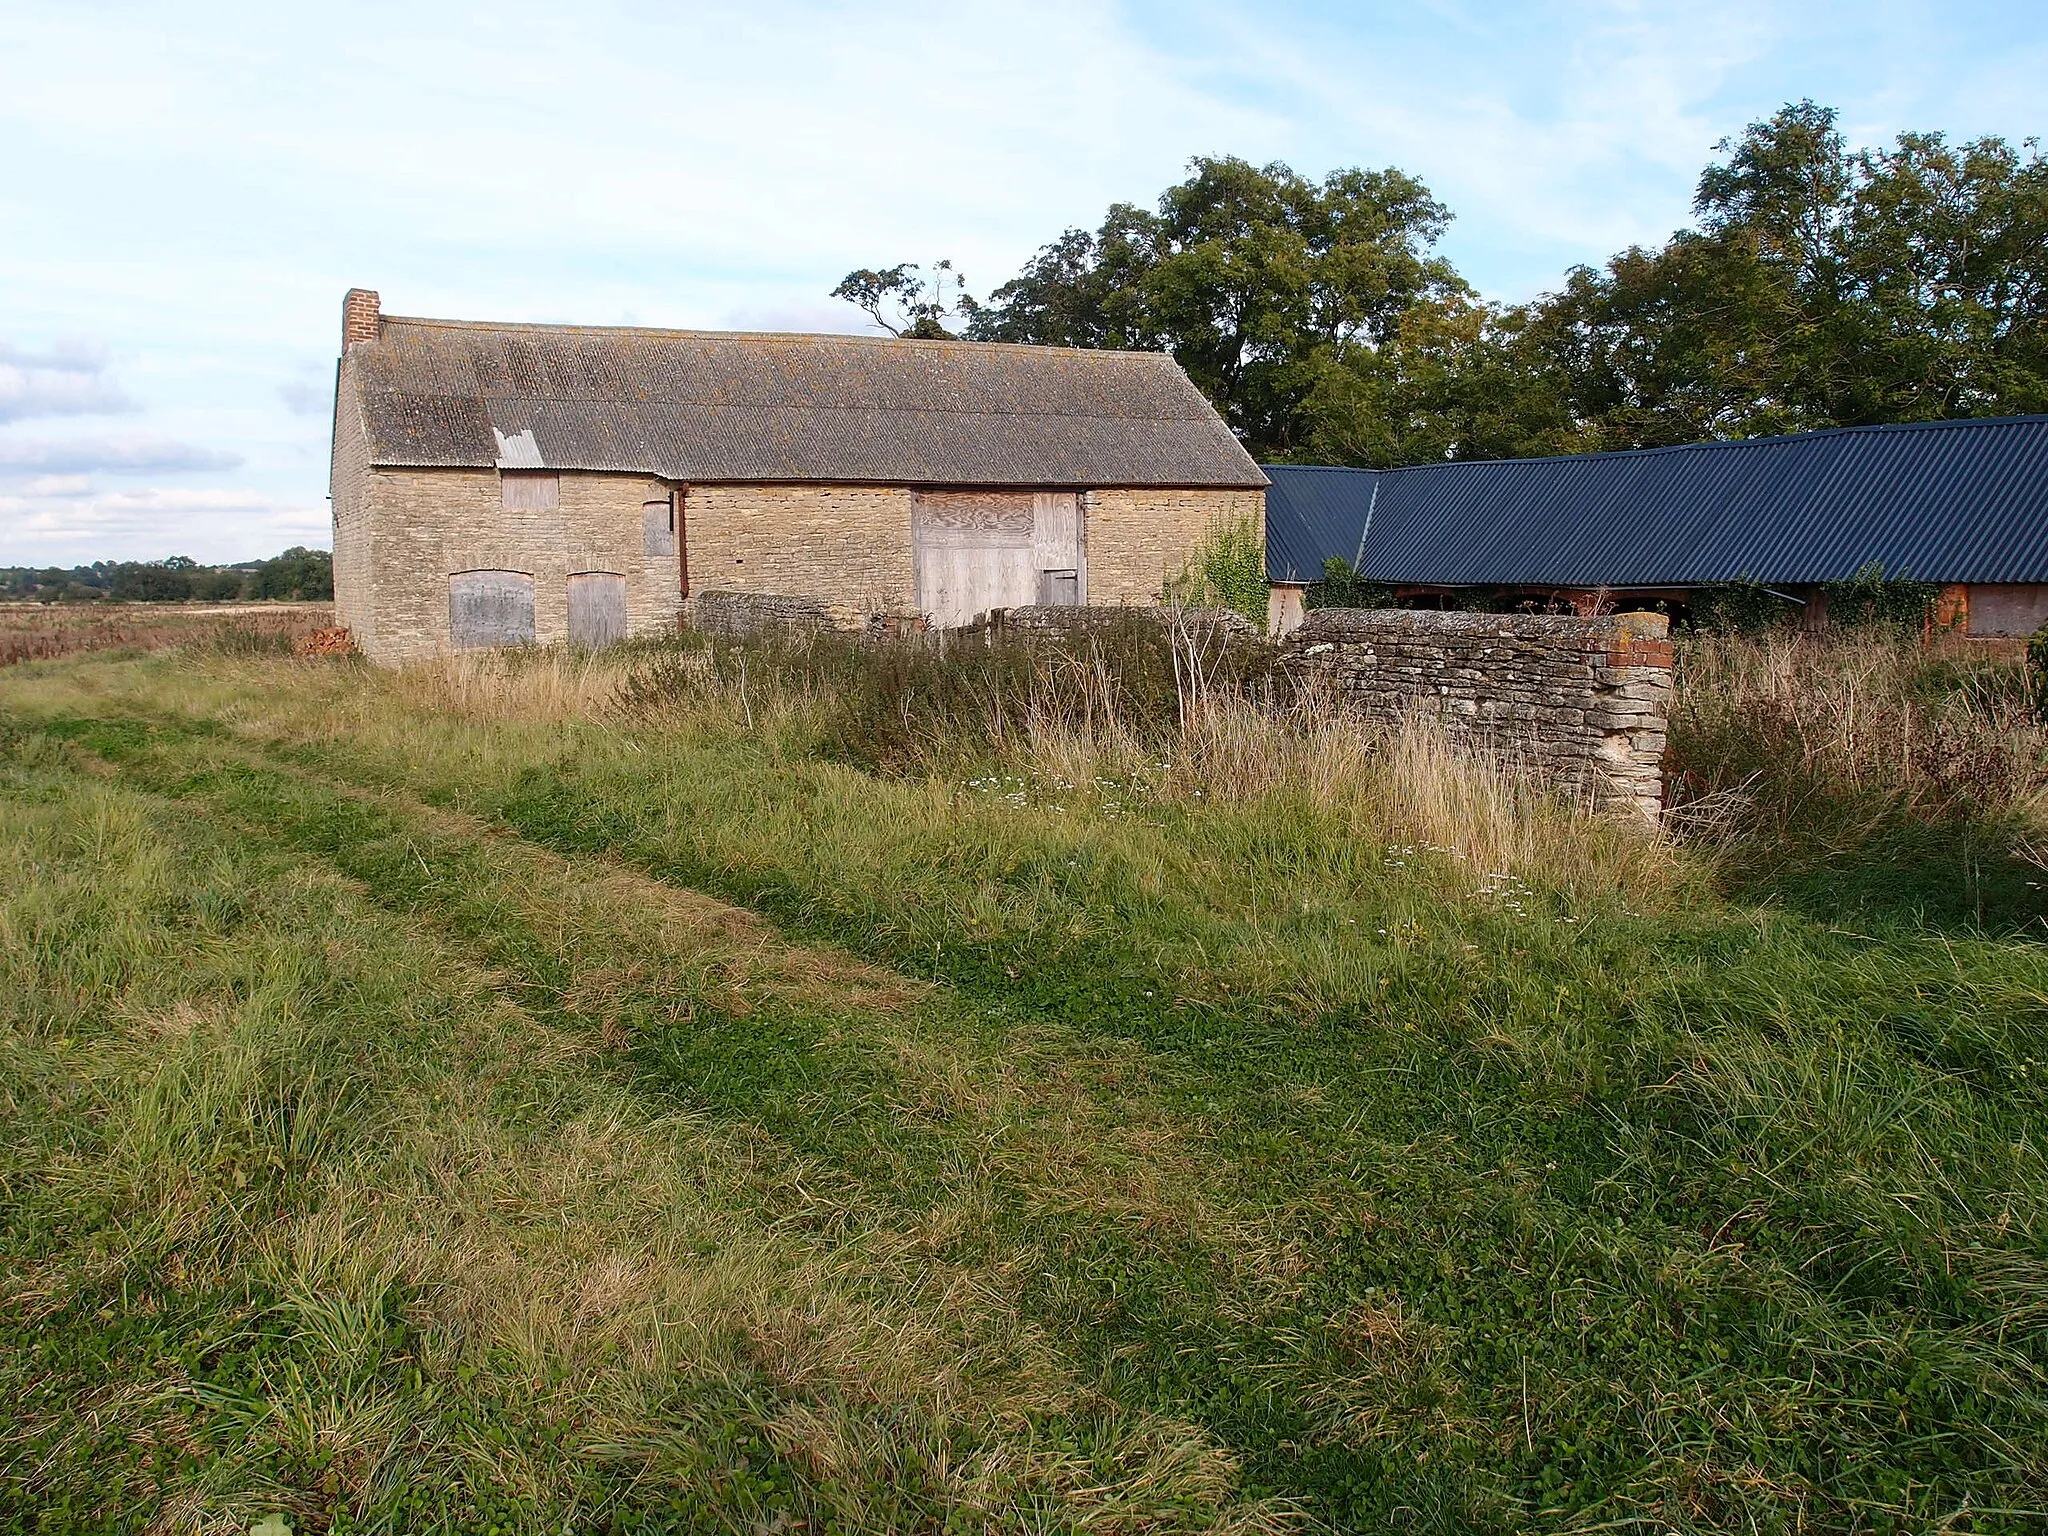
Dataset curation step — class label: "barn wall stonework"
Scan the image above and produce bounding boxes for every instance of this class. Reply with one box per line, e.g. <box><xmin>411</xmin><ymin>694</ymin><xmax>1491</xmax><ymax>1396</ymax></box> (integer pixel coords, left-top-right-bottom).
<box><xmin>333</xmin><ymin>467</ymin><xmax>1266</xmax><ymax>663</ymax></box>
<box><xmin>1084</xmin><ymin>488</ymin><xmax>1266</xmax><ymax>607</ymax></box>
<box><xmin>1283</xmin><ymin>607</ymin><xmax>1674</xmax><ymax>820</ymax></box>
<box><xmin>329</xmin><ymin>362</ymin><xmax>376</xmax><ymax>652</ymax></box>
<box><xmin>352</xmin><ymin>466</ymin><xmax>682</xmax><ymax>664</ymax></box>
<box><xmin>685</xmin><ymin>484</ymin><xmax>917</xmax><ymax>627</ymax></box>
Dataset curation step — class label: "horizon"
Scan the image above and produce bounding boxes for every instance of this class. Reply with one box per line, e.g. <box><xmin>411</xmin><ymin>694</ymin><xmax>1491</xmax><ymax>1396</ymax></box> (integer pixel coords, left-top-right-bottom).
<box><xmin>2</xmin><ymin>0</ymin><xmax>2040</xmax><ymax>566</ymax></box>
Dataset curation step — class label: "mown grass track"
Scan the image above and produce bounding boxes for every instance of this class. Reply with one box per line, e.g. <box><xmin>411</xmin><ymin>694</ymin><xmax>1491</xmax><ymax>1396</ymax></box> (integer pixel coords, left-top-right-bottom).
<box><xmin>5</xmin><ymin>648</ymin><xmax>2048</xmax><ymax>1533</ymax></box>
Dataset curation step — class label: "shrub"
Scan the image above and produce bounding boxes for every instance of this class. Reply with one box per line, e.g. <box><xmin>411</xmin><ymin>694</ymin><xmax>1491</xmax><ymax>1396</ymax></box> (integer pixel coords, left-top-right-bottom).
<box><xmin>1687</xmin><ymin>579</ymin><xmax>1801</xmax><ymax>633</ymax></box>
<box><xmin>1821</xmin><ymin>561</ymin><xmax>1939</xmax><ymax>629</ymax></box>
<box><xmin>1163</xmin><ymin>515</ymin><xmax>1268</xmax><ymax>623</ymax></box>
<box><xmin>1306</xmin><ymin>556</ymin><xmax>1395</xmax><ymax>611</ymax></box>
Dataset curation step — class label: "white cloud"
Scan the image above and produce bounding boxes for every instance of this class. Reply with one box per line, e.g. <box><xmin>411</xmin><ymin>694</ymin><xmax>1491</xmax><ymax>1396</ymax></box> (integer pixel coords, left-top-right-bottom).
<box><xmin>0</xmin><ymin>0</ymin><xmax>2039</xmax><ymax>563</ymax></box>
<box><xmin>25</xmin><ymin>474</ymin><xmax>90</xmax><ymax>496</ymax></box>
<box><xmin>0</xmin><ymin>483</ymin><xmax>325</xmax><ymax>565</ymax></box>
<box><xmin>0</xmin><ymin>339</ymin><xmax>136</xmax><ymax>423</ymax></box>
<box><xmin>0</xmin><ymin>433</ymin><xmax>242</xmax><ymax>476</ymax></box>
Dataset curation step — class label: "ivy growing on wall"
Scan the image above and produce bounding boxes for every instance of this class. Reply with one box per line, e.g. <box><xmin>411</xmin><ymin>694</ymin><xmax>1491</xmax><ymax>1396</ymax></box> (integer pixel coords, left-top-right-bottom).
<box><xmin>1165</xmin><ymin>516</ymin><xmax>1269</xmax><ymax>624</ymax></box>
<box><xmin>1821</xmin><ymin>562</ymin><xmax>1940</xmax><ymax>629</ymax></box>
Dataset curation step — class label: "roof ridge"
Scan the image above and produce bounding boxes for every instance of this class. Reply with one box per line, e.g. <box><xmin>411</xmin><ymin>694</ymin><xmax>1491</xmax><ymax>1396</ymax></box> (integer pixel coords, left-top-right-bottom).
<box><xmin>376</xmin><ymin>313</ymin><xmax>1173</xmax><ymax>363</ymax></box>
<box><xmin>1259</xmin><ymin>463</ymin><xmax>1381</xmax><ymax>474</ymax></box>
<box><xmin>1285</xmin><ymin>413</ymin><xmax>2048</xmax><ymax>478</ymax></box>
<box><xmin>428</xmin><ymin>392</ymin><xmax>1214</xmax><ymax>422</ymax></box>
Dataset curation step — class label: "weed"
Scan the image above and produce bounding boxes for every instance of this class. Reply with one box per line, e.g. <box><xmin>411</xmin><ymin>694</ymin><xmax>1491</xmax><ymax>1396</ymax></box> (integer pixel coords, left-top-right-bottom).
<box><xmin>1668</xmin><ymin>626</ymin><xmax>2048</xmax><ymax>927</ymax></box>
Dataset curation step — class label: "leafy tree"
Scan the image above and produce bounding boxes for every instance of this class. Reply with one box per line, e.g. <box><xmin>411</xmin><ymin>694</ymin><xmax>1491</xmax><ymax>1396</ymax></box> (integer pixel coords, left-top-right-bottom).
<box><xmin>966</xmin><ymin>156</ymin><xmax>1469</xmax><ymax>459</ymax></box>
<box><xmin>837</xmin><ymin>107</ymin><xmax>2045</xmax><ymax>467</ymax></box>
<box><xmin>247</xmin><ymin>547</ymin><xmax>332</xmax><ymax>600</ymax></box>
<box><xmin>0</xmin><ymin>548</ymin><xmax>334</xmax><ymax>603</ymax></box>
<box><xmin>1519</xmin><ymin>103</ymin><xmax>2048</xmax><ymax>449</ymax></box>
<box><xmin>109</xmin><ymin>561</ymin><xmax>194</xmax><ymax>601</ymax></box>
<box><xmin>831</xmin><ymin>261</ymin><xmax>978</xmax><ymax>339</ymax></box>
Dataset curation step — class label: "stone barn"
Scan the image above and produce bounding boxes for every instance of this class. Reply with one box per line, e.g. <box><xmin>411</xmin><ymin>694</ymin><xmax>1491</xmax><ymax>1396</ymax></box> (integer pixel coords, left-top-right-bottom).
<box><xmin>328</xmin><ymin>289</ymin><xmax>1266</xmax><ymax>664</ymax></box>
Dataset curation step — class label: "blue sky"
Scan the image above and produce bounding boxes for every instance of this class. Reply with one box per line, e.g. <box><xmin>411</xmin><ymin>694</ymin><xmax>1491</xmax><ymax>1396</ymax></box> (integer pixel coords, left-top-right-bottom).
<box><xmin>1</xmin><ymin>0</ymin><xmax>2040</xmax><ymax>566</ymax></box>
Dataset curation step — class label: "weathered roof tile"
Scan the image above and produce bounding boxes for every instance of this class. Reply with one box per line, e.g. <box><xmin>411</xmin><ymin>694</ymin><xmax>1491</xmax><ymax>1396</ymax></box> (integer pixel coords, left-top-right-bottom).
<box><xmin>346</xmin><ymin>317</ymin><xmax>1267</xmax><ymax>488</ymax></box>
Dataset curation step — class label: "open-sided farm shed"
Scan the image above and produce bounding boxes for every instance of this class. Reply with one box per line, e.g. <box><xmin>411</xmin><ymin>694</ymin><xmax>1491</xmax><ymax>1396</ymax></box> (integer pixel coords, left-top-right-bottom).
<box><xmin>329</xmin><ymin>289</ymin><xmax>1266</xmax><ymax>664</ymax></box>
<box><xmin>1264</xmin><ymin>416</ymin><xmax>2048</xmax><ymax>635</ymax></box>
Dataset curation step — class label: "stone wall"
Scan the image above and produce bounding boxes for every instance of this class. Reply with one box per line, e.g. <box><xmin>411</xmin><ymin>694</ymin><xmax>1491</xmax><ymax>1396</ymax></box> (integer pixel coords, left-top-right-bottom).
<box><xmin>329</xmin><ymin>356</ymin><xmax>376</xmax><ymax>652</ymax></box>
<box><xmin>1000</xmin><ymin>603</ymin><xmax>1259</xmax><ymax>637</ymax></box>
<box><xmin>688</xmin><ymin>589</ymin><xmax>839</xmax><ymax>636</ymax></box>
<box><xmin>344</xmin><ymin>465</ymin><xmax>683</xmax><ymax>664</ymax></box>
<box><xmin>687</xmin><ymin>484</ymin><xmax>917</xmax><ymax>626</ymax></box>
<box><xmin>1283</xmin><ymin>607</ymin><xmax>1674</xmax><ymax>819</ymax></box>
<box><xmin>1084</xmin><ymin>488</ymin><xmax>1265</xmax><ymax>607</ymax></box>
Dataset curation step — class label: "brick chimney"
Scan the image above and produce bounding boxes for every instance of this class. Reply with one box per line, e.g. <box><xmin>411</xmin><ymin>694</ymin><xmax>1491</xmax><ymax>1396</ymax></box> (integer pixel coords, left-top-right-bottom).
<box><xmin>342</xmin><ymin>288</ymin><xmax>381</xmax><ymax>350</ymax></box>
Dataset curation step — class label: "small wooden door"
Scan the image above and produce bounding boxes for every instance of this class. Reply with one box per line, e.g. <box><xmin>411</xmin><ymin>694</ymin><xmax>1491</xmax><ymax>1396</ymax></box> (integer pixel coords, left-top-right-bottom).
<box><xmin>1032</xmin><ymin>491</ymin><xmax>1082</xmax><ymax>606</ymax></box>
<box><xmin>567</xmin><ymin>571</ymin><xmax>628</xmax><ymax>647</ymax></box>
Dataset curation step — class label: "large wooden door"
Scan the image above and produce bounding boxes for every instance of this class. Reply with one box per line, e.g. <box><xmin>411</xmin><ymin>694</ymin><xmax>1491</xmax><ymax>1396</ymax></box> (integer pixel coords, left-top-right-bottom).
<box><xmin>913</xmin><ymin>491</ymin><xmax>1082</xmax><ymax>627</ymax></box>
<box><xmin>449</xmin><ymin>569</ymin><xmax>535</xmax><ymax>649</ymax></box>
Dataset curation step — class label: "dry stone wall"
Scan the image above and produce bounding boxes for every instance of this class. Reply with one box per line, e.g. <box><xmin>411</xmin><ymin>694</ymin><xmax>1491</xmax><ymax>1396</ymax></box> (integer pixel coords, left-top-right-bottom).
<box><xmin>1283</xmin><ymin>608</ymin><xmax>1674</xmax><ymax>819</ymax></box>
<box><xmin>688</xmin><ymin>589</ymin><xmax>839</xmax><ymax>636</ymax></box>
<box><xmin>1000</xmin><ymin>603</ymin><xmax>1258</xmax><ymax>637</ymax></box>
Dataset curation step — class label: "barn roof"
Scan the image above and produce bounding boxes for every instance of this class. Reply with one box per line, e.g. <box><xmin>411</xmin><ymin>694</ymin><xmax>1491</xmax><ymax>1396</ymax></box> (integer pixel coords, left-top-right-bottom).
<box><xmin>343</xmin><ymin>316</ymin><xmax>1267</xmax><ymax>489</ymax></box>
<box><xmin>1264</xmin><ymin>415</ymin><xmax>2048</xmax><ymax>587</ymax></box>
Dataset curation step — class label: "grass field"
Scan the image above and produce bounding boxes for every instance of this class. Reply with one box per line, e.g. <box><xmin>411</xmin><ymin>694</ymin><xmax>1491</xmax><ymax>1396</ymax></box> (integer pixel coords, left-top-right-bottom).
<box><xmin>3</xmin><ymin>621</ymin><xmax>2046</xmax><ymax>1534</ymax></box>
<box><xmin>0</xmin><ymin>603</ymin><xmax>333</xmax><ymax>668</ymax></box>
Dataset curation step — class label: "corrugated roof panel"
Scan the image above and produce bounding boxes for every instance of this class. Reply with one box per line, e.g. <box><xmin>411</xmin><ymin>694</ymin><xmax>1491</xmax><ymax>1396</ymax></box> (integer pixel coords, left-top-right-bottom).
<box><xmin>349</xmin><ymin>317</ymin><xmax>1268</xmax><ymax>489</ymax></box>
<box><xmin>1266</xmin><ymin>415</ymin><xmax>2048</xmax><ymax>586</ymax></box>
<box><xmin>1263</xmin><ymin>465</ymin><xmax>1376</xmax><ymax>582</ymax></box>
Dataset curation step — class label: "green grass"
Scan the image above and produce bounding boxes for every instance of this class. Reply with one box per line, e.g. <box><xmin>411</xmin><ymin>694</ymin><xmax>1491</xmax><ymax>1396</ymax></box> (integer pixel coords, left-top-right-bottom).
<box><xmin>3</xmin><ymin>639</ymin><xmax>2047</xmax><ymax>1534</ymax></box>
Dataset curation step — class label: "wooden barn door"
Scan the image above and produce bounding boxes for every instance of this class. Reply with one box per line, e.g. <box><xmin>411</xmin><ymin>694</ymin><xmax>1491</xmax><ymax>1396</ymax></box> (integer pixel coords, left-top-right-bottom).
<box><xmin>566</xmin><ymin>571</ymin><xmax>628</xmax><ymax>647</ymax></box>
<box><xmin>913</xmin><ymin>491</ymin><xmax>1082</xmax><ymax>627</ymax></box>
<box><xmin>1031</xmin><ymin>492</ymin><xmax>1082</xmax><ymax>607</ymax></box>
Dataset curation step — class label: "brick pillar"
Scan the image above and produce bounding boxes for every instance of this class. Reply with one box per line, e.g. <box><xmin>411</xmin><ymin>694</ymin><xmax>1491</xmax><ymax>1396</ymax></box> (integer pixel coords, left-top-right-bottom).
<box><xmin>342</xmin><ymin>288</ymin><xmax>381</xmax><ymax>349</ymax></box>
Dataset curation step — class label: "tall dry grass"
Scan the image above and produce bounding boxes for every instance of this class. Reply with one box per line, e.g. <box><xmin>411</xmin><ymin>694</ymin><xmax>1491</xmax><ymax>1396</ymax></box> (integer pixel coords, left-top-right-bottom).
<box><xmin>407</xmin><ymin>621</ymin><xmax>1680</xmax><ymax>903</ymax></box>
<box><xmin>1669</xmin><ymin>627</ymin><xmax>2048</xmax><ymax>845</ymax></box>
<box><xmin>398</xmin><ymin>644</ymin><xmax>628</xmax><ymax>724</ymax></box>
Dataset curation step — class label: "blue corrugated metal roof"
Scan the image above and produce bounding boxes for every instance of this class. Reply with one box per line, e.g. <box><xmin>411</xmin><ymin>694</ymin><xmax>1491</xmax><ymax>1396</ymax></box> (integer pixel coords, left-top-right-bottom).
<box><xmin>1264</xmin><ymin>464</ymin><xmax>1379</xmax><ymax>583</ymax></box>
<box><xmin>1263</xmin><ymin>415</ymin><xmax>2048</xmax><ymax>587</ymax></box>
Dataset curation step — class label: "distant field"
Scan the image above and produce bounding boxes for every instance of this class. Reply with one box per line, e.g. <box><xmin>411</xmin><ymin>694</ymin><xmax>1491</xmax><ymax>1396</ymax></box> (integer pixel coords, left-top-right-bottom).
<box><xmin>2</xmin><ymin>625</ymin><xmax>2045</xmax><ymax>1534</ymax></box>
<box><xmin>0</xmin><ymin>601</ymin><xmax>333</xmax><ymax>667</ymax></box>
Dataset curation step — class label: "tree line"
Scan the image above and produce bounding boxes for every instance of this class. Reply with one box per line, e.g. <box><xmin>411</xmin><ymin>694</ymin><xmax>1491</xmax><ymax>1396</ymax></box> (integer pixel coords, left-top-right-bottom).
<box><xmin>0</xmin><ymin>547</ymin><xmax>333</xmax><ymax>603</ymax></box>
<box><xmin>835</xmin><ymin>101</ymin><xmax>2048</xmax><ymax>465</ymax></box>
